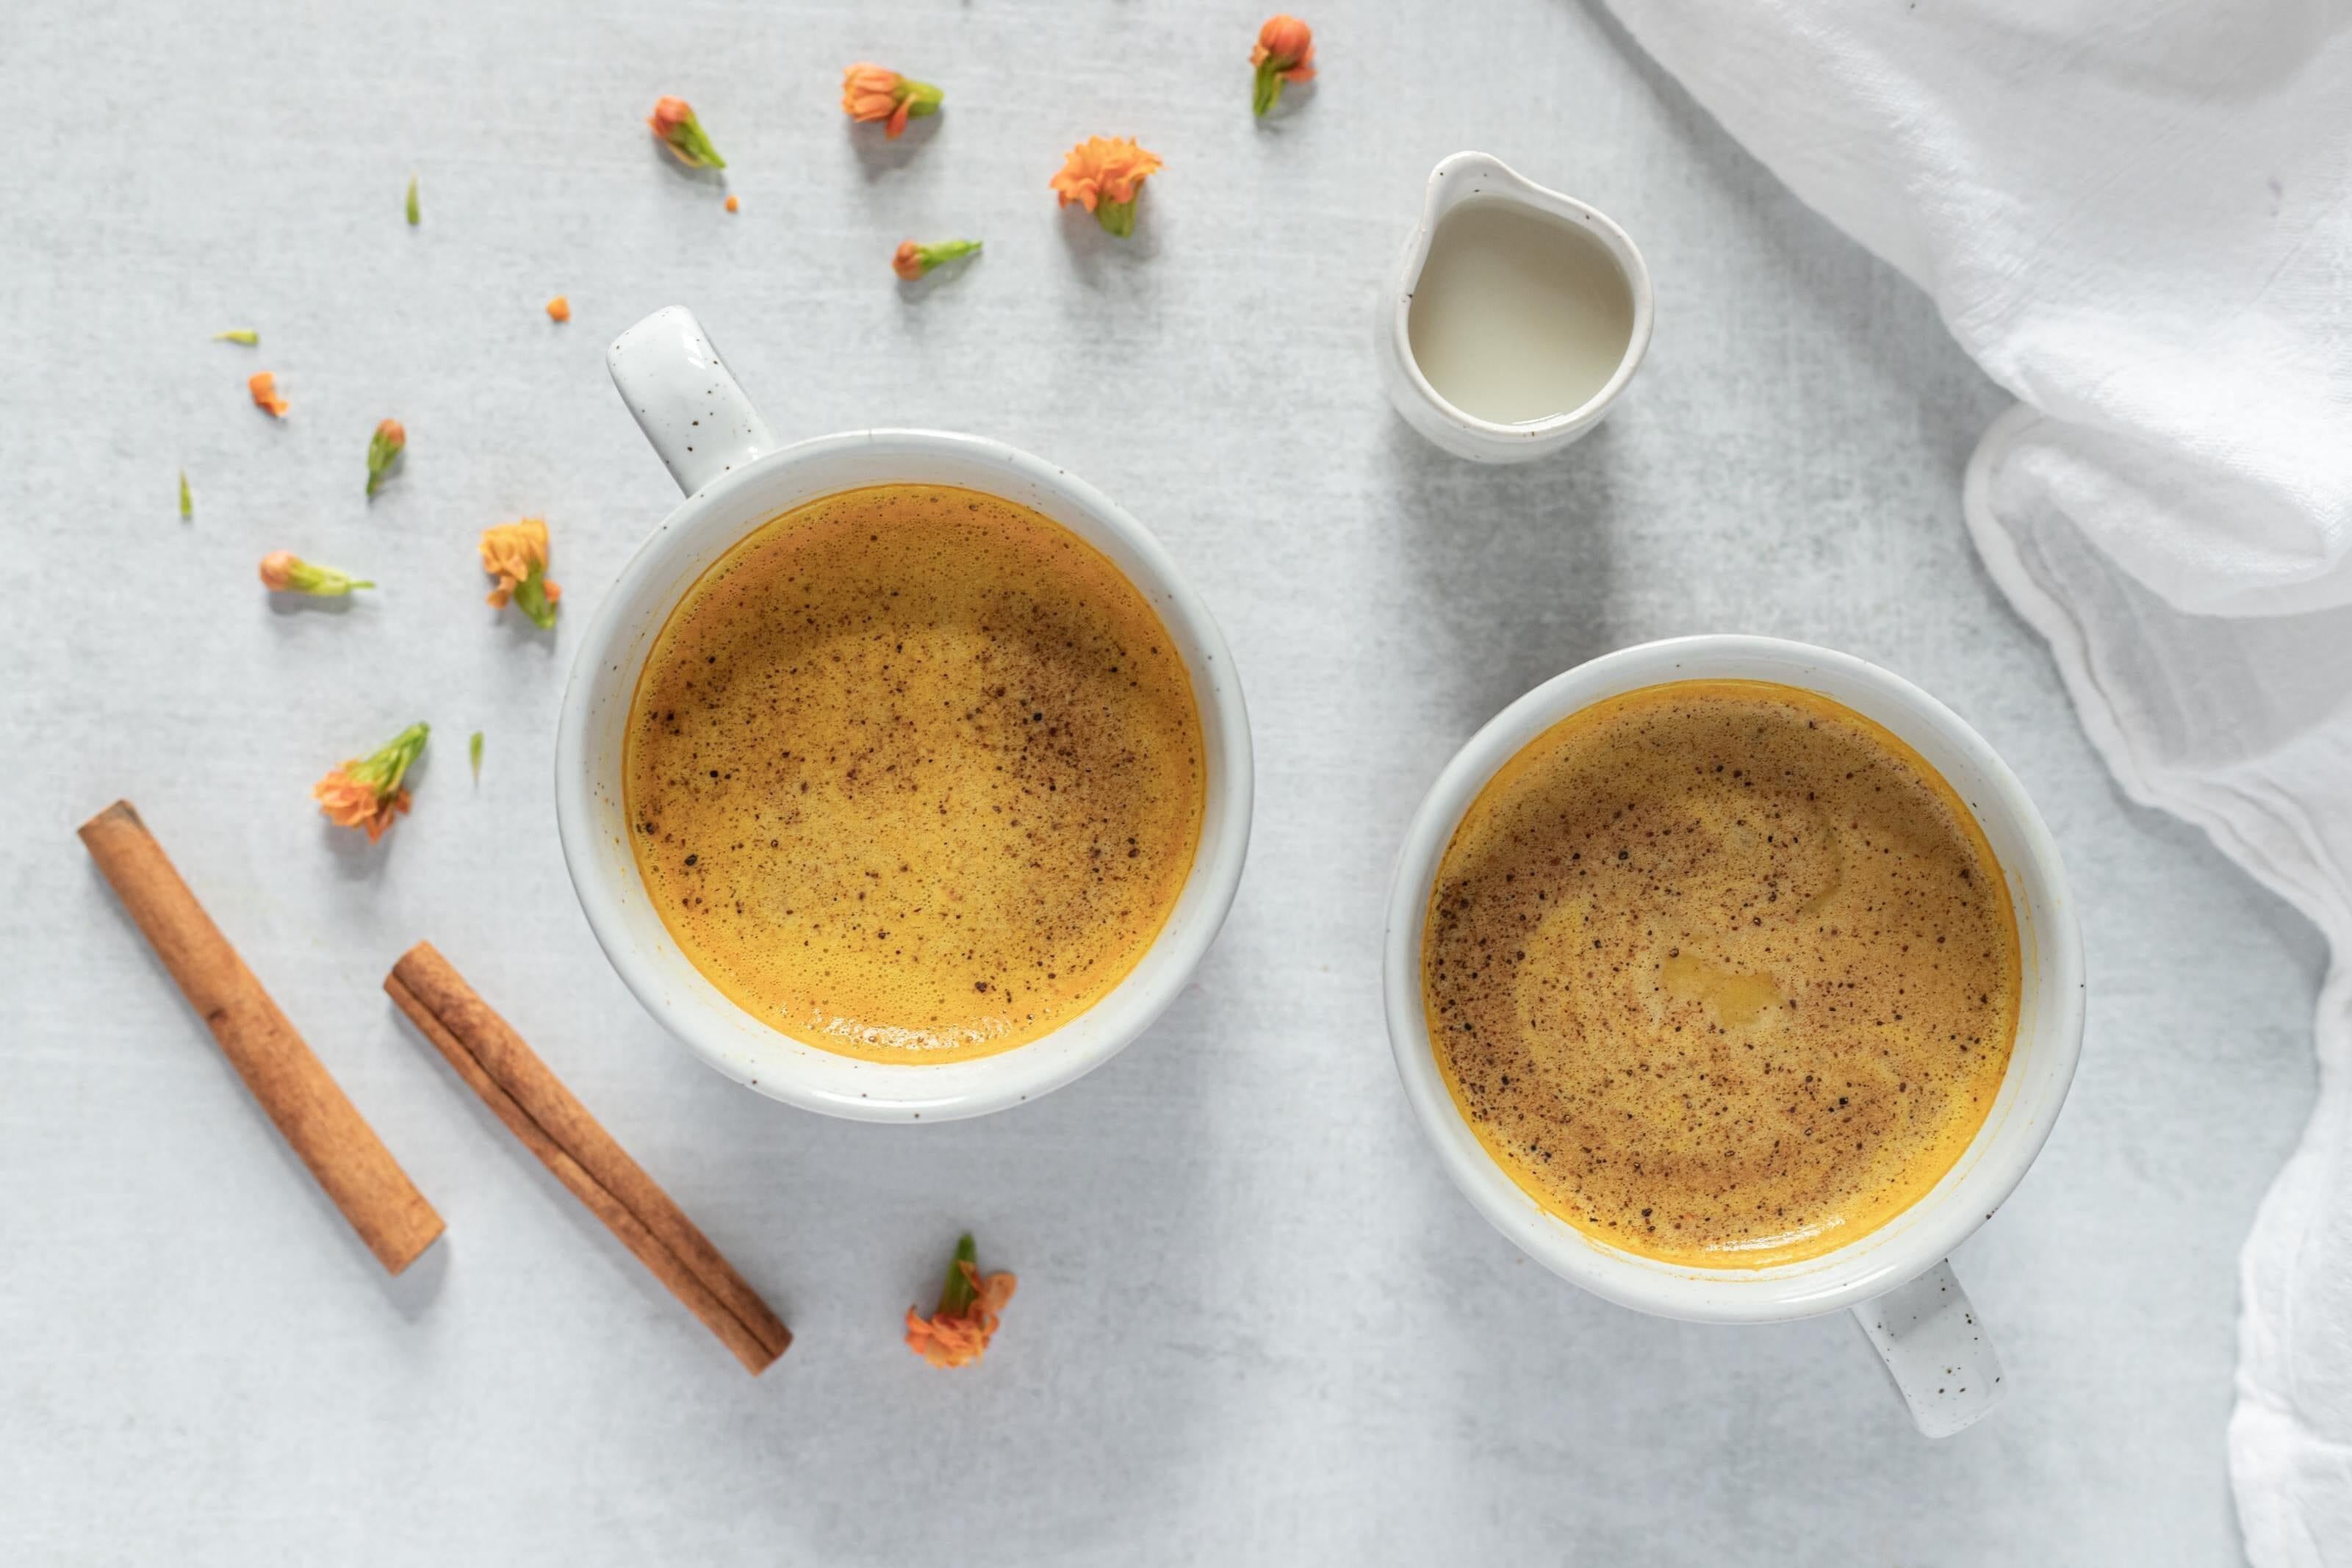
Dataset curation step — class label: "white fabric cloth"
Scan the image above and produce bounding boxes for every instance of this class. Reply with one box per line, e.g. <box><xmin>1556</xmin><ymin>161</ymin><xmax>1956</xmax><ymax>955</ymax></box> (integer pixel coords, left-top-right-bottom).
<box><xmin>1597</xmin><ymin>1</ymin><xmax>2352</xmax><ymax>1560</ymax></box>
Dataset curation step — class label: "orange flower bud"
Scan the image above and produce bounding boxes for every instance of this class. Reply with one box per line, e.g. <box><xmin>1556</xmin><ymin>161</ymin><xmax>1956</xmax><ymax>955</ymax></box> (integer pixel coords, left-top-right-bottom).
<box><xmin>893</xmin><ymin>238</ymin><xmax>982</xmax><ymax>279</ymax></box>
<box><xmin>648</xmin><ymin>96</ymin><xmax>725</xmax><ymax>169</ymax></box>
<box><xmin>841</xmin><ymin>63</ymin><xmax>943</xmax><ymax>140</ymax></box>
<box><xmin>1251</xmin><ymin>15</ymin><xmax>1316</xmax><ymax>115</ymax></box>
<box><xmin>1255</xmin><ymin>15</ymin><xmax>1315</xmax><ymax>70</ymax></box>
<box><xmin>259</xmin><ymin>550</ymin><xmax>373</xmax><ymax>596</ymax></box>
<box><xmin>366</xmin><ymin>418</ymin><xmax>406</xmax><ymax>497</ymax></box>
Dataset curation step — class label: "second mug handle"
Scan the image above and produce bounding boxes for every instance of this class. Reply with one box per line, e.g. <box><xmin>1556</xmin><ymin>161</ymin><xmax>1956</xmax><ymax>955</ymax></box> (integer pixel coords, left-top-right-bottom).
<box><xmin>1852</xmin><ymin>1258</ymin><xmax>2005</xmax><ymax>1437</ymax></box>
<box><xmin>608</xmin><ymin>305</ymin><xmax>779</xmax><ymax>497</ymax></box>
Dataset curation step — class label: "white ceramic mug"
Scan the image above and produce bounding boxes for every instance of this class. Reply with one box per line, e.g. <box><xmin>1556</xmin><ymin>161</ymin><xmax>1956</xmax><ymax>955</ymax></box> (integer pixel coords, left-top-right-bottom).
<box><xmin>554</xmin><ymin>306</ymin><xmax>1255</xmax><ymax>1123</ymax></box>
<box><xmin>1382</xmin><ymin>636</ymin><xmax>2083</xmax><ymax>1436</ymax></box>
<box><xmin>1376</xmin><ymin>151</ymin><xmax>1655</xmax><ymax>464</ymax></box>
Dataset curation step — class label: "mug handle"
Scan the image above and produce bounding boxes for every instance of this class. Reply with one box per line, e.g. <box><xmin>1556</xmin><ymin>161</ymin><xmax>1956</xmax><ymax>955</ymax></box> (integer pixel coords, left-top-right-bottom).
<box><xmin>1852</xmin><ymin>1258</ymin><xmax>2005</xmax><ymax>1437</ymax></box>
<box><xmin>608</xmin><ymin>305</ymin><xmax>780</xmax><ymax>497</ymax></box>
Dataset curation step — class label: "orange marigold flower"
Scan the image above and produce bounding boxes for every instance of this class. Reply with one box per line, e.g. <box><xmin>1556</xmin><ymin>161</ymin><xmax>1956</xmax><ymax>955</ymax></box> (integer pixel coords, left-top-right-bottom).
<box><xmin>248</xmin><ymin>371</ymin><xmax>289</xmax><ymax>417</ymax></box>
<box><xmin>546</xmin><ymin>295</ymin><xmax>571</xmax><ymax>322</ymax></box>
<box><xmin>649</xmin><ymin>96</ymin><xmax>725</xmax><ymax>168</ymax></box>
<box><xmin>365</xmin><ymin>418</ymin><xmax>405</xmax><ymax>497</ymax></box>
<box><xmin>904</xmin><ymin>1234</ymin><xmax>1017</xmax><ymax>1370</ymax></box>
<box><xmin>1251</xmin><ymin>15</ymin><xmax>1316</xmax><ymax>115</ymax></box>
<box><xmin>841</xmin><ymin>63</ymin><xmax>943</xmax><ymax>140</ymax></box>
<box><xmin>892</xmin><ymin>237</ymin><xmax>982</xmax><ymax>280</ymax></box>
<box><xmin>1051</xmin><ymin>137</ymin><xmax>1162</xmax><ymax>238</ymax></box>
<box><xmin>314</xmin><ymin>722</ymin><xmax>428</xmax><ymax>843</ymax></box>
<box><xmin>259</xmin><ymin>550</ymin><xmax>373</xmax><ymax>596</ymax></box>
<box><xmin>481</xmin><ymin>517</ymin><xmax>561</xmax><ymax>629</ymax></box>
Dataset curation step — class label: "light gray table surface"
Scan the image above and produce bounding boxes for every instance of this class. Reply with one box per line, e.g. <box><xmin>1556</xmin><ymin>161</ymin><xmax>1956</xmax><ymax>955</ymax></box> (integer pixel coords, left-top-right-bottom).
<box><xmin>0</xmin><ymin>1</ymin><xmax>2323</xmax><ymax>1562</ymax></box>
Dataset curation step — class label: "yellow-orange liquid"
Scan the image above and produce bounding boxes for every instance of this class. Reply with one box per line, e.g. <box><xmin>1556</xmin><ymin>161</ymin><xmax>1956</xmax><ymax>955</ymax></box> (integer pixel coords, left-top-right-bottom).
<box><xmin>625</xmin><ymin>484</ymin><xmax>1206</xmax><ymax>1062</ymax></box>
<box><xmin>1422</xmin><ymin>680</ymin><xmax>2020</xmax><ymax>1267</ymax></box>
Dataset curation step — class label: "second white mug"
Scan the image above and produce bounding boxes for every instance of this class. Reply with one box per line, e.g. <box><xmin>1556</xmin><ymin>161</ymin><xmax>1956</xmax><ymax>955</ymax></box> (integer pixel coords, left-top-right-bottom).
<box><xmin>1381</xmin><ymin>636</ymin><xmax>2084</xmax><ymax>1436</ymax></box>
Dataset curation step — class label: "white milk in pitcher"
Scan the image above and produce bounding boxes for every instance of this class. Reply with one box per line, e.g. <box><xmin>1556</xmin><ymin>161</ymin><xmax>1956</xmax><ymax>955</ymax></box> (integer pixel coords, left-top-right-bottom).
<box><xmin>1406</xmin><ymin>197</ymin><xmax>1636</xmax><ymax>425</ymax></box>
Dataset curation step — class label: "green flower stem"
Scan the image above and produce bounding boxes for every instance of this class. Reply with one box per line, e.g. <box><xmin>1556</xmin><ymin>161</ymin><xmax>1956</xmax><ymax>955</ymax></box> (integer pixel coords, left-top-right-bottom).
<box><xmin>915</xmin><ymin>239</ymin><xmax>982</xmax><ymax>273</ymax></box>
<box><xmin>287</xmin><ymin>560</ymin><xmax>375</xmax><ymax>595</ymax></box>
<box><xmin>513</xmin><ymin>564</ymin><xmax>558</xmax><ymax>630</ymax></box>
<box><xmin>1254</xmin><ymin>61</ymin><xmax>1287</xmax><ymax>117</ymax></box>
<box><xmin>1096</xmin><ymin>197</ymin><xmax>1138</xmax><ymax>239</ymax></box>
<box><xmin>366</xmin><ymin>425</ymin><xmax>405</xmax><ymax>497</ymax></box>
<box><xmin>937</xmin><ymin>1233</ymin><xmax>978</xmax><ymax>1315</ymax></box>
<box><xmin>899</xmin><ymin>79</ymin><xmax>943</xmax><ymax>121</ymax></box>
<box><xmin>350</xmin><ymin>723</ymin><xmax>429</xmax><ymax>795</ymax></box>
<box><xmin>665</xmin><ymin>114</ymin><xmax>726</xmax><ymax>169</ymax></box>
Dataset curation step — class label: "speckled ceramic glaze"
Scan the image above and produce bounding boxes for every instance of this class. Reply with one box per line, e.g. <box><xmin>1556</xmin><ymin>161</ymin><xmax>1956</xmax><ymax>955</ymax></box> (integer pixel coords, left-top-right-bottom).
<box><xmin>1384</xmin><ymin>636</ymin><xmax>2084</xmax><ymax>1436</ymax></box>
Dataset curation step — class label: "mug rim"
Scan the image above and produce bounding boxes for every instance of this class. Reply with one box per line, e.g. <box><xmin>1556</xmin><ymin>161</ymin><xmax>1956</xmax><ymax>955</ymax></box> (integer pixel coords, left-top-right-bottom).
<box><xmin>555</xmin><ymin>428</ymin><xmax>1254</xmax><ymax>1121</ymax></box>
<box><xmin>1381</xmin><ymin>635</ymin><xmax>2085</xmax><ymax>1322</ymax></box>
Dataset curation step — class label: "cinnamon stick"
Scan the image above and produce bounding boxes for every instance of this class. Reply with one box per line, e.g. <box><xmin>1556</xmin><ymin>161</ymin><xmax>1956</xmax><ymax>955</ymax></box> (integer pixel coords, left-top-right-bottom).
<box><xmin>384</xmin><ymin>941</ymin><xmax>789</xmax><ymax>1373</ymax></box>
<box><xmin>78</xmin><ymin>800</ymin><xmax>445</xmax><ymax>1274</ymax></box>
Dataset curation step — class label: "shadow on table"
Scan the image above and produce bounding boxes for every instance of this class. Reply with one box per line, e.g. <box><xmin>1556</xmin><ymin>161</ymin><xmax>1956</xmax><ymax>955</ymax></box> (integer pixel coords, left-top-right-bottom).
<box><xmin>1057</xmin><ymin>200</ymin><xmax>1166</xmax><ymax>284</ymax></box>
<box><xmin>1380</xmin><ymin>413</ymin><xmax>1625</xmax><ymax>726</ymax></box>
<box><xmin>850</xmin><ymin>113</ymin><xmax>942</xmax><ymax>180</ymax></box>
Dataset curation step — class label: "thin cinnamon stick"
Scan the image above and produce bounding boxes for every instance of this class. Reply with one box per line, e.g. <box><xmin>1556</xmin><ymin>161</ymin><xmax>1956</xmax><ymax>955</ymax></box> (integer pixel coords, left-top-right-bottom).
<box><xmin>385</xmin><ymin>941</ymin><xmax>789</xmax><ymax>1373</ymax></box>
<box><xmin>79</xmin><ymin>799</ymin><xmax>445</xmax><ymax>1274</ymax></box>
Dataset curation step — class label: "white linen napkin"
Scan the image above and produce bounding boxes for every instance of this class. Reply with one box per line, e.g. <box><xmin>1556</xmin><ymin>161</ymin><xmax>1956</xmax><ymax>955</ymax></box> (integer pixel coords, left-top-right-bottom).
<box><xmin>1594</xmin><ymin>2</ymin><xmax>2352</xmax><ymax>1559</ymax></box>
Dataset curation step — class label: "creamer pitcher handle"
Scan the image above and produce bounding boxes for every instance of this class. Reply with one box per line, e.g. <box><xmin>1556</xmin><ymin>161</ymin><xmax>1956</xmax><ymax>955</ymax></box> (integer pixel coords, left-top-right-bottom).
<box><xmin>608</xmin><ymin>306</ymin><xmax>779</xmax><ymax>497</ymax></box>
<box><xmin>1852</xmin><ymin>1258</ymin><xmax>2005</xmax><ymax>1437</ymax></box>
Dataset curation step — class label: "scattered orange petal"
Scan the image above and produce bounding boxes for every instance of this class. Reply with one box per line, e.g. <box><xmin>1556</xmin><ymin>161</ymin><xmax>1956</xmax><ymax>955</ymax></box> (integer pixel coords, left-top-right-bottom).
<box><xmin>314</xmin><ymin>724</ymin><xmax>427</xmax><ymax>840</ymax></box>
<box><xmin>480</xmin><ymin>517</ymin><xmax>547</xmax><ymax>589</ymax></box>
<box><xmin>904</xmin><ymin>1260</ymin><xmax>1018</xmax><ymax>1369</ymax></box>
<box><xmin>724</xmin><ymin>194</ymin><xmax>739</xmax><ymax>213</ymax></box>
<box><xmin>314</xmin><ymin>769</ymin><xmax>409</xmax><ymax>842</ymax></box>
<box><xmin>248</xmin><ymin>371</ymin><xmax>289</xmax><ymax>417</ymax></box>
<box><xmin>1051</xmin><ymin>137</ymin><xmax>1162</xmax><ymax>213</ymax></box>
<box><xmin>481</xmin><ymin>517</ymin><xmax>561</xmax><ymax>627</ymax></box>
<box><xmin>1051</xmin><ymin>137</ymin><xmax>1163</xmax><ymax>236</ymax></box>
<box><xmin>546</xmin><ymin>295</ymin><xmax>571</xmax><ymax>322</ymax></box>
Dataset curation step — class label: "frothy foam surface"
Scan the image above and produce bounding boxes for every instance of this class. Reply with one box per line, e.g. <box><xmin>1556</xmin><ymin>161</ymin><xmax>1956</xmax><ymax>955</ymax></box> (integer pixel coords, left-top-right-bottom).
<box><xmin>1422</xmin><ymin>680</ymin><xmax>2020</xmax><ymax>1267</ymax></box>
<box><xmin>625</xmin><ymin>484</ymin><xmax>1205</xmax><ymax>1063</ymax></box>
